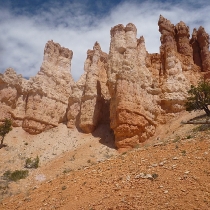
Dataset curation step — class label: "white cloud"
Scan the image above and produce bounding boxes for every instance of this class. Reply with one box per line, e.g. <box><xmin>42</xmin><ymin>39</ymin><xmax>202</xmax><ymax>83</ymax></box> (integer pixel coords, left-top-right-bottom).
<box><xmin>0</xmin><ymin>0</ymin><xmax>209</xmax><ymax>81</ymax></box>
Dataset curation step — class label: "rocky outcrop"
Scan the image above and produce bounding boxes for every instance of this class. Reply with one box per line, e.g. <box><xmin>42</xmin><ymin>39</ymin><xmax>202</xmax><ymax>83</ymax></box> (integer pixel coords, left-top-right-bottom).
<box><xmin>1</xmin><ymin>16</ymin><xmax>210</xmax><ymax>149</ymax></box>
<box><xmin>106</xmin><ymin>16</ymin><xmax>205</xmax><ymax>149</ymax></box>
<box><xmin>197</xmin><ymin>27</ymin><xmax>210</xmax><ymax>72</ymax></box>
<box><xmin>175</xmin><ymin>21</ymin><xmax>193</xmax><ymax>57</ymax></box>
<box><xmin>79</xmin><ymin>42</ymin><xmax>109</xmax><ymax>133</ymax></box>
<box><xmin>190</xmin><ymin>29</ymin><xmax>202</xmax><ymax>68</ymax></box>
<box><xmin>0</xmin><ymin>68</ymin><xmax>28</xmax><ymax>126</ymax></box>
<box><xmin>22</xmin><ymin>41</ymin><xmax>74</xmax><ymax>134</ymax></box>
<box><xmin>0</xmin><ymin>41</ymin><xmax>75</xmax><ymax>134</ymax></box>
<box><xmin>66</xmin><ymin>80</ymin><xmax>84</xmax><ymax>129</ymax></box>
<box><xmin>107</xmin><ymin>24</ymin><xmax>160</xmax><ymax>148</ymax></box>
<box><xmin>158</xmin><ymin>16</ymin><xmax>200</xmax><ymax>114</ymax></box>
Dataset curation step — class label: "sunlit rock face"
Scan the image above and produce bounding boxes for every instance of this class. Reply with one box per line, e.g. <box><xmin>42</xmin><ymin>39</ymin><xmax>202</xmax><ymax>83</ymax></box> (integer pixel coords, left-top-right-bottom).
<box><xmin>79</xmin><ymin>42</ymin><xmax>109</xmax><ymax>133</ymax></box>
<box><xmin>106</xmin><ymin>16</ymin><xmax>207</xmax><ymax>149</ymax></box>
<box><xmin>22</xmin><ymin>41</ymin><xmax>75</xmax><ymax>134</ymax></box>
<box><xmin>0</xmin><ymin>41</ymin><xmax>74</xmax><ymax>134</ymax></box>
<box><xmin>1</xmin><ymin>16</ymin><xmax>210</xmax><ymax>149</ymax></box>
<box><xmin>107</xmin><ymin>23</ymin><xmax>161</xmax><ymax>149</ymax></box>
<box><xmin>158</xmin><ymin>15</ymin><xmax>202</xmax><ymax>115</ymax></box>
<box><xmin>196</xmin><ymin>27</ymin><xmax>210</xmax><ymax>72</ymax></box>
<box><xmin>0</xmin><ymin>68</ymin><xmax>28</xmax><ymax>126</ymax></box>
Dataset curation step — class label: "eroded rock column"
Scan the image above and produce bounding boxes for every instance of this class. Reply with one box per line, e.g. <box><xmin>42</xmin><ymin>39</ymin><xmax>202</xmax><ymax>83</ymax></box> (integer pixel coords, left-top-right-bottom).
<box><xmin>158</xmin><ymin>16</ymin><xmax>193</xmax><ymax>113</ymax></box>
<box><xmin>107</xmin><ymin>23</ymin><xmax>160</xmax><ymax>149</ymax></box>
<box><xmin>22</xmin><ymin>41</ymin><xmax>74</xmax><ymax>134</ymax></box>
<box><xmin>197</xmin><ymin>26</ymin><xmax>210</xmax><ymax>72</ymax></box>
<box><xmin>79</xmin><ymin>42</ymin><xmax>109</xmax><ymax>133</ymax></box>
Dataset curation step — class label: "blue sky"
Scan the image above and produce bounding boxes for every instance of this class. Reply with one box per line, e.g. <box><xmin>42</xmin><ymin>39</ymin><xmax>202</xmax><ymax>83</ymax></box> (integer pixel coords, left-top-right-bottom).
<box><xmin>0</xmin><ymin>0</ymin><xmax>209</xmax><ymax>80</ymax></box>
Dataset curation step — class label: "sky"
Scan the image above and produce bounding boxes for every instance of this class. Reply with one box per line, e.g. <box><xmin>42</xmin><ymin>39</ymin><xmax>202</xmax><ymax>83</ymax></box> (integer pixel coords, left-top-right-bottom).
<box><xmin>0</xmin><ymin>0</ymin><xmax>210</xmax><ymax>81</ymax></box>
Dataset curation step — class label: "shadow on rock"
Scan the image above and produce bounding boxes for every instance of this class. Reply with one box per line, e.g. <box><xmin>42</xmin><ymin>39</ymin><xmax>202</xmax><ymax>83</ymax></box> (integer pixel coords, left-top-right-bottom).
<box><xmin>92</xmin><ymin>124</ymin><xmax>116</xmax><ymax>149</ymax></box>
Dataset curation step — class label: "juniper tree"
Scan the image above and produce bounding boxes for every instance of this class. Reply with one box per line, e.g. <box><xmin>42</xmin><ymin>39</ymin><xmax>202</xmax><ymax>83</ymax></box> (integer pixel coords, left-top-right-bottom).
<box><xmin>0</xmin><ymin>118</ymin><xmax>12</xmax><ymax>146</ymax></box>
<box><xmin>185</xmin><ymin>80</ymin><xmax>210</xmax><ymax>116</ymax></box>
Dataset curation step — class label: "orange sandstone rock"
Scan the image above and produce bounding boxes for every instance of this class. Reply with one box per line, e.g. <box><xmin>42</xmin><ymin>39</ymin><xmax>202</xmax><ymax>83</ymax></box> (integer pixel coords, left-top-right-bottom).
<box><xmin>79</xmin><ymin>42</ymin><xmax>109</xmax><ymax>133</ymax></box>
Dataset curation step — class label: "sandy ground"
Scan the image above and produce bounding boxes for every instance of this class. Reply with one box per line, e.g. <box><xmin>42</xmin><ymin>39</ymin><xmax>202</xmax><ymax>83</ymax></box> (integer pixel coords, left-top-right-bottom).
<box><xmin>0</xmin><ymin>123</ymin><xmax>117</xmax><ymax>199</ymax></box>
<box><xmin>0</xmin><ymin>111</ymin><xmax>210</xmax><ymax>209</ymax></box>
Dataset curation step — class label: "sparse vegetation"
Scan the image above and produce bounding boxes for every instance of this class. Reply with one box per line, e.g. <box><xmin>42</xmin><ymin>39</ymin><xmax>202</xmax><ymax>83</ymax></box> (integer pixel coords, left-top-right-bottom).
<box><xmin>134</xmin><ymin>144</ymin><xmax>140</xmax><ymax>149</ymax></box>
<box><xmin>0</xmin><ymin>181</ymin><xmax>9</xmax><ymax>191</ymax></box>
<box><xmin>61</xmin><ymin>186</ymin><xmax>67</xmax><ymax>190</ymax></box>
<box><xmin>173</xmin><ymin>136</ymin><xmax>180</xmax><ymax>143</ymax></box>
<box><xmin>181</xmin><ymin>150</ymin><xmax>186</xmax><ymax>156</ymax></box>
<box><xmin>0</xmin><ymin>118</ymin><xmax>12</xmax><ymax>148</ymax></box>
<box><xmin>70</xmin><ymin>155</ymin><xmax>75</xmax><ymax>161</ymax></box>
<box><xmin>185</xmin><ymin>80</ymin><xmax>210</xmax><ymax>116</ymax></box>
<box><xmin>3</xmin><ymin>170</ymin><xmax>28</xmax><ymax>182</ymax></box>
<box><xmin>25</xmin><ymin>156</ymin><xmax>39</xmax><ymax>169</ymax></box>
<box><xmin>63</xmin><ymin>168</ymin><xmax>72</xmax><ymax>174</ymax></box>
<box><xmin>152</xmin><ymin>173</ymin><xmax>159</xmax><ymax>180</ymax></box>
<box><xmin>193</xmin><ymin>124</ymin><xmax>210</xmax><ymax>132</ymax></box>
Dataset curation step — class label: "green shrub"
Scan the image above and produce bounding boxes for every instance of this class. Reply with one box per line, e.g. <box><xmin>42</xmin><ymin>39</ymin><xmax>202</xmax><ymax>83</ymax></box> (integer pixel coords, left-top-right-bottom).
<box><xmin>152</xmin><ymin>173</ymin><xmax>159</xmax><ymax>180</ymax></box>
<box><xmin>0</xmin><ymin>118</ymin><xmax>12</xmax><ymax>146</ymax></box>
<box><xmin>3</xmin><ymin>170</ymin><xmax>28</xmax><ymax>181</ymax></box>
<box><xmin>63</xmin><ymin>168</ymin><xmax>72</xmax><ymax>174</ymax></box>
<box><xmin>181</xmin><ymin>150</ymin><xmax>186</xmax><ymax>156</ymax></box>
<box><xmin>25</xmin><ymin>156</ymin><xmax>39</xmax><ymax>169</ymax></box>
<box><xmin>185</xmin><ymin>80</ymin><xmax>210</xmax><ymax>116</ymax></box>
<box><xmin>61</xmin><ymin>186</ymin><xmax>67</xmax><ymax>190</ymax></box>
<box><xmin>193</xmin><ymin>124</ymin><xmax>210</xmax><ymax>132</ymax></box>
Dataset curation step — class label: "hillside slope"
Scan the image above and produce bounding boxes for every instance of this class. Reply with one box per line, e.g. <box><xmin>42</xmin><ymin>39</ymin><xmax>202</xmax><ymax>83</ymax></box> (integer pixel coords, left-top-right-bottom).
<box><xmin>0</xmin><ymin>111</ymin><xmax>210</xmax><ymax>209</ymax></box>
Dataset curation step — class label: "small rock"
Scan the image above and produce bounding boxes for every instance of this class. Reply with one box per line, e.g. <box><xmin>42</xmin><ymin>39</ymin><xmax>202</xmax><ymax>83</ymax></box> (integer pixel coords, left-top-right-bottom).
<box><xmin>151</xmin><ymin>163</ymin><xmax>158</xmax><ymax>167</ymax></box>
<box><xmin>159</xmin><ymin>162</ymin><xmax>164</xmax><ymax>166</ymax></box>
<box><xmin>135</xmin><ymin>173</ymin><xmax>153</xmax><ymax>180</ymax></box>
<box><xmin>153</xmin><ymin>142</ymin><xmax>164</xmax><ymax>147</ymax></box>
<box><xmin>172</xmin><ymin>164</ymin><xmax>177</xmax><ymax>168</ymax></box>
<box><xmin>126</xmin><ymin>175</ymin><xmax>130</xmax><ymax>181</ymax></box>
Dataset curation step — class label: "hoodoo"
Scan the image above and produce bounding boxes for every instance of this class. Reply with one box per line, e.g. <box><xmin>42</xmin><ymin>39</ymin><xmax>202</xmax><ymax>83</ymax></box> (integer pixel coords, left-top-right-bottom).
<box><xmin>0</xmin><ymin>16</ymin><xmax>209</xmax><ymax>149</ymax></box>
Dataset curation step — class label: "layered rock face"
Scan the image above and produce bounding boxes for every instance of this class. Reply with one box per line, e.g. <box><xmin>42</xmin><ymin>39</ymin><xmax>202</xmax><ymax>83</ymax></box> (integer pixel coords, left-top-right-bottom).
<box><xmin>106</xmin><ymin>16</ymin><xmax>208</xmax><ymax>149</ymax></box>
<box><xmin>79</xmin><ymin>42</ymin><xmax>109</xmax><ymax>133</ymax></box>
<box><xmin>197</xmin><ymin>27</ymin><xmax>210</xmax><ymax>72</ymax></box>
<box><xmin>0</xmin><ymin>68</ymin><xmax>28</xmax><ymax>126</ymax></box>
<box><xmin>158</xmin><ymin>16</ymin><xmax>202</xmax><ymax>114</ymax></box>
<box><xmin>1</xmin><ymin>16</ymin><xmax>210</xmax><ymax>149</ymax></box>
<box><xmin>22</xmin><ymin>41</ymin><xmax>74</xmax><ymax>134</ymax></box>
<box><xmin>0</xmin><ymin>41</ymin><xmax>75</xmax><ymax>134</ymax></box>
<box><xmin>107</xmin><ymin>24</ymin><xmax>160</xmax><ymax>148</ymax></box>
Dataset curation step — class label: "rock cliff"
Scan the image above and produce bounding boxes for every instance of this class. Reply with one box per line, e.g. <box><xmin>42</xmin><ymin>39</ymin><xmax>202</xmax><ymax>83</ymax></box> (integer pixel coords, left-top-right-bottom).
<box><xmin>0</xmin><ymin>16</ymin><xmax>209</xmax><ymax>149</ymax></box>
